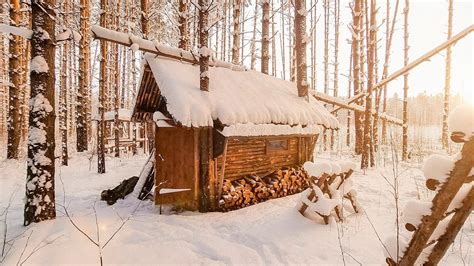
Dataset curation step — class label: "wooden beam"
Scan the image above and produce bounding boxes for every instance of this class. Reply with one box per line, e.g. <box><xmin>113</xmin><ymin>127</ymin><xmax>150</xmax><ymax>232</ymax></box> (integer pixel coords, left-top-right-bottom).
<box><xmin>351</xmin><ymin>24</ymin><xmax>474</xmax><ymax>103</ymax></box>
<box><xmin>311</xmin><ymin>92</ymin><xmax>404</xmax><ymax>126</ymax></box>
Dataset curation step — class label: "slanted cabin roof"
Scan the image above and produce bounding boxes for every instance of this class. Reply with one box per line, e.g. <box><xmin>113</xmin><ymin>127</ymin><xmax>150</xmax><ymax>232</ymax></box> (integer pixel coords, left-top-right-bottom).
<box><xmin>132</xmin><ymin>53</ymin><xmax>338</xmax><ymax>131</ymax></box>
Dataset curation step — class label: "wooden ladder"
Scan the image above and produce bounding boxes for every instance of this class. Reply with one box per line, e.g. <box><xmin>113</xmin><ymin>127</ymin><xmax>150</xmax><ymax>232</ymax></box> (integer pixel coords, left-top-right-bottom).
<box><xmin>388</xmin><ymin>137</ymin><xmax>474</xmax><ymax>266</ymax></box>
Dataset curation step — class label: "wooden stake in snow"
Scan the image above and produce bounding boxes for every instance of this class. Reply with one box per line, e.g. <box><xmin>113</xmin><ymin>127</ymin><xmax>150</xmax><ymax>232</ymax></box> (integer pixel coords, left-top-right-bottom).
<box><xmin>24</xmin><ymin>0</ymin><xmax>57</xmax><ymax>225</ymax></box>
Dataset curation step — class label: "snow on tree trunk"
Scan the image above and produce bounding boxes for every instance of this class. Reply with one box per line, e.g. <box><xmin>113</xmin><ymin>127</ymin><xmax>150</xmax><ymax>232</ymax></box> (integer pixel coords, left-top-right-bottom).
<box><xmin>402</xmin><ymin>0</ymin><xmax>409</xmax><ymax>161</ymax></box>
<box><xmin>178</xmin><ymin>0</ymin><xmax>189</xmax><ymax>50</ymax></box>
<box><xmin>7</xmin><ymin>0</ymin><xmax>22</xmax><ymax>159</ymax></box>
<box><xmin>199</xmin><ymin>0</ymin><xmax>210</xmax><ymax>92</ymax></box>
<box><xmin>77</xmin><ymin>0</ymin><xmax>90</xmax><ymax>152</ymax></box>
<box><xmin>24</xmin><ymin>0</ymin><xmax>57</xmax><ymax>225</ymax></box>
<box><xmin>442</xmin><ymin>0</ymin><xmax>453</xmax><ymax>151</ymax></box>
<box><xmin>60</xmin><ymin>0</ymin><xmax>69</xmax><ymax>166</ymax></box>
<box><xmin>261</xmin><ymin>0</ymin><xmax>270</xmax><ymax>74</ymax></box>
<box><xmin>231</xmin><ymin>0</ymin><xmax>241</xmax><ymax>65</ymax></box>
<box><xmin>271</xmin><ymin>0</ymin><xmax>276</xmax><ymax>76</ymax></box>
<box><xmin>280</xmin><ymin>0</ymin><xmax>286</xmax><ymax>79</ymax></box>
<box><xmin>361</xmin><ymin>0</ymin><xmax>376</xmax><ymax>169</ymax></box>
<box><xmin>294</xmin><ymin>0</ymin><xmax>308</xmax><ymax>100</ymax></box>
<box><xmin>97</xmin><ymin>0</ymin><xmax>107</xmax><ymax>174</ymax></box>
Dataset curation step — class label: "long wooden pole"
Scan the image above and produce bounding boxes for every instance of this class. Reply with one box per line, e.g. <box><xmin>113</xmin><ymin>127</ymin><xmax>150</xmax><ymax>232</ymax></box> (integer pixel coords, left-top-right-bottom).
<box><xmin>351</xmin><ymin>24</ymin><xmax>474</xmax><ymax>104</ymax></box>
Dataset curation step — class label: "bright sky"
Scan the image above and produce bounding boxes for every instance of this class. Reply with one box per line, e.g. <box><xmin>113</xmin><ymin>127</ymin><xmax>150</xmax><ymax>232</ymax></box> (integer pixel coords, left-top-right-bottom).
<box><xmin>242</xmin><ymin>0</ymin><xmax>473</xmax><ymax>104</ymax></box>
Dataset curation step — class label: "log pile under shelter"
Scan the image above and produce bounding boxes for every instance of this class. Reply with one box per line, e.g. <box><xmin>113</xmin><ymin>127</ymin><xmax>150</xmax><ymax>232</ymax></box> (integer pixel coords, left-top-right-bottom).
<box><xmin>219</xmin><ymin>167</ymin><xmax>310</xmax><ymax>211</ymax></box>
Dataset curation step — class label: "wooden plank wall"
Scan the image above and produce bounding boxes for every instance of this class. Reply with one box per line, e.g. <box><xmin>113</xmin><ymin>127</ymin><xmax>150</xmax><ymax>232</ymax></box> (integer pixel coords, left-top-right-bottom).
<box><xmin>217</xmin><ymin>135</ymin><xmax>317</xmax><ymax>181</ymax></box>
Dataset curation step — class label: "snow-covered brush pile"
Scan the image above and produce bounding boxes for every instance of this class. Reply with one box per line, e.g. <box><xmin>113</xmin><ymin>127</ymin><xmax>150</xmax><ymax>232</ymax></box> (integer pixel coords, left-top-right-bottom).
<box><xmin>384</xmin><ymin>105</ymin><xmax>474</xmax><ymax>265</ymax></box>
<box><xmin>297</xmin><ymin>160</ymin><xmax>360</xmax><ymax>224</ymax></box>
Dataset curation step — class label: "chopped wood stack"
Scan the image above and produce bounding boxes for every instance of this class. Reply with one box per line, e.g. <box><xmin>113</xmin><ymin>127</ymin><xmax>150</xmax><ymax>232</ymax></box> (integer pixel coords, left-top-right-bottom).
<box><xmin>218</xmin><ymin>167</ymin><xmax>310</xmax><ymax>211</ymax></box>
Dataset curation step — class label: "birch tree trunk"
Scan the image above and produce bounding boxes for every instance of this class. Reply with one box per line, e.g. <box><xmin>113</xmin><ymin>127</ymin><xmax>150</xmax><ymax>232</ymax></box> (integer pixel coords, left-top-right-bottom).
<box><xmin>60</xmin><ymin>0</ymin><xmax>69</xmax><ymax>166</ymax></box>
<box><xmin>7</xmin><ymin>0</ymin><xmax>22</xmax><ymax>159</ymax></box>
<box><xmin>261</xmin><ymin>0</ymin><xmax>270</xmax><ymax>74</ymax></box>
<box><xmin>402</xmin><ymin>0</ymin><xmax>409</xmax><ymax>161</ymax></box>
<box><xmin>24</xmin><ymin>0</ymin><xmax>57</xmax><ymax>225</ymax></box>
<box><xmin>221</xmin><ymin>0</ymin><xmax>227</xmax><ymax>60</ymax></box>
<box><xmin>280</xmin><ymin>0</ymin><xmax>286</xmax><ymax>79</ymax></box>
<box><xmin>232</xmin><ymin>0</ymin><xmax>241</xmax><ymax>65</ymax></box>
<box><xmin>441</xmin><ymin>0</ymin><xmax>453</xmax><ymax>150</ymax></box>
<box><xmin>77</xmin><ymin>0</ymin><xmax>90</xmax><ymax>152</ymax></box>
<box><xmin>294</xmin><ymin>0</ymin><xmax>308</xmax><ymax>100</ymax></box>
<box><xmin>97</xmin><ymin>0</ymin><xmax>107</xmax><ymax>174</ymax></box>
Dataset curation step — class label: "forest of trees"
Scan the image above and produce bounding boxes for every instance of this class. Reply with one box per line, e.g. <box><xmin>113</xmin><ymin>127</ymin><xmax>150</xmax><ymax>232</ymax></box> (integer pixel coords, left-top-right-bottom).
<box><xmin>0</xmin><ymin>0</ymin><xmax>466</xmax><ymax>224</ymax></box>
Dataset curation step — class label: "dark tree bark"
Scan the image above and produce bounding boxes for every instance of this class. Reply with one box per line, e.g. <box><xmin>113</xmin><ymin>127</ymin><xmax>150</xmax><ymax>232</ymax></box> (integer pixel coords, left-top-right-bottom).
<box><xmin>98</xmin><ymin>0</ymin><xmax>107</xmax><ymax>174</ymax></box>
<box><xmin>294</xmin><ymin>0</ymin><xmax>308</xmax><ymax>100</ymax></box>
<box><xmin>7</xmin><ymin>0</ymin><xmax>22</xmax><ymax>159</ymax></box>
<box><xmin>24</xmin><ymin>0</ymin><xmax>57</xmax><ymax>225</ymax></box>
<box><xmin>141</xmin><ymin>0</ymin><xmax>149</xmax><ymax>37</ymax></box>
<box><xmin>261</xmin><ymin>0</ymin><xmax>270</xmax><ymax>74</ymax></box>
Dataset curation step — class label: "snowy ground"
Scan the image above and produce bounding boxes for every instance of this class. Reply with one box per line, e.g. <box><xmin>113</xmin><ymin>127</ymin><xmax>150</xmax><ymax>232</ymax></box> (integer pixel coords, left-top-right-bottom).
<box><xmin>0</xmin><ymin>152</ymin><xmax>472</xmax><ymax>265</ymax></box>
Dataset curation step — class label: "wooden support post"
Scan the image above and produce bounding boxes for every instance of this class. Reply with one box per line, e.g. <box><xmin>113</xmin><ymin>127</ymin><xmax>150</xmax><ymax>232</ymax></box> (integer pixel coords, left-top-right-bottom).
<box><xmin>198</xmin><ymin>128</ymin><xmax>214</xmax><ymax>212</ymax></box>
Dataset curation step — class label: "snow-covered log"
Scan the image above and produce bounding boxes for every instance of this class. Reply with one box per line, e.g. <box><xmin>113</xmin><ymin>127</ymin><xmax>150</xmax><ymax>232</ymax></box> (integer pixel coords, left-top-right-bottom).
<box><xmin>90</xmin><ymin>25</ymin><xmax>247</xmax><ymax>72</ymax></box>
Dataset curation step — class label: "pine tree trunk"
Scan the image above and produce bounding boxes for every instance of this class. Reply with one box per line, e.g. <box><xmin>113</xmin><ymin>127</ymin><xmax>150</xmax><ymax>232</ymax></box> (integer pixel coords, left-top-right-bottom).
<box><xmin>232</xmin><ymin>0</ymin><xmax>241</xmax><ymax>65</ymax></box>
<box><xmin>141</xmin><ymin>0</ymin><xmax>149</xmax><ymax>37</ymax></box>
<box><xmin>294</xmin><ymin>0</ymin><xmax>308</xmax><ymax>100</ymax></box>
<box><xmin>179</xmin><ymin>0</ymin><xmax>189</xmax><ymax>50</ymax></box>
<box><xmin>352</xmin><ymin>0</ymin><xmax>363</xmax><ymax>155</ymax></box>
<box><xmin>250</xmin><ymin>0</ymin><xmax>258</xmax><ymax>70</ymax></box>
<box><xmin>361</xmin><ymin>0</ymin><xmax>376</xmax><ymax>169</ymax></box>
<box><xmin>402</xmin><ymin>0</ymin><xmax>409</xmax><ymax>161</ymax></box>
<box><xmin>221</xmin><ymin>0</ymin><xmax>227</xmax><ymax>60</ymax></box>
<box><xmin>280</xmin><ymin>0</ymin><xmax>286</xmax><ymax>79</ymax></box>
<box><xmin>7</xmin><ymin>0</ymin><xmax>22</xmax><ymax>159</ymax></box>
<box><xmin>331</xmin><ymin>0</ymin><xmax>340</xmax><ymax>150</ymax></box>
<box><xmin>310</xmin><ymin>0</ymin><xmax>316</xmax><ymax>90</ymax></box>
<box><xmin>60</xmin><ymin>0</ymin><xmax>69</xmax><ymax>166</ymax></box>
<box><xmin>442</xmin><ymin>0</ymin><xmax>453</xmax><ymax>150</ymax></box>
<box><xmin>97</xmin><ymin>0</ymin><xmax>107</xmax><ymax>174</ymax></box>
<box><xmin>322</xmin><ymin>0</ymin><xmax>330</xmax><ymax>151</ymax></box>
<box><xmin>261</xmin><ymin>0</ymin><xmax>270</xmax><ymax>74</ymax></box>
<box><xmin>114</xmin><ymin>1</ymin><xmax>121</xmax><ymax>158</ymax></box>
<box><xmin>24</xmin><ymin>0</ymin><xmax>57</xmax><ymax>225</ymax></box>
<box><xmin>77</xmin><ymin>0</ymin><xmax>90</xmax><ymax>152</ymax></box>
<box><xmin>271</xmin><ymin>0</ymin><xmax>276</xmax><ymax>76</ymax></box>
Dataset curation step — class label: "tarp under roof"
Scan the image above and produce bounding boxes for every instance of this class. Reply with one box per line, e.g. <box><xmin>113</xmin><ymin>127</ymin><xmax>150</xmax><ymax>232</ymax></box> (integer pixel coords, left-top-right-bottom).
<box><xmin>141</xmin><ymin>53</ymin><xmax>339</xmax><ymax>129</ymax></box>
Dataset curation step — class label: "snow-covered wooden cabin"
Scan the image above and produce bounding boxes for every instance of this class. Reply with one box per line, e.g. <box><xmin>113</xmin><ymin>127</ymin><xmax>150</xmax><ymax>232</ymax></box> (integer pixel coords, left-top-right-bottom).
<box><xmin>132</xmin><ymin>53</ymin><xmax>338</xmax><ymax>211</ymax></box>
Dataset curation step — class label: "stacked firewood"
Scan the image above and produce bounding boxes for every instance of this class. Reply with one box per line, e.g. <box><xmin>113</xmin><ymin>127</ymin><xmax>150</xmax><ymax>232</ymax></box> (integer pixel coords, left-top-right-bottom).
<box><xmin>219</xmin><ymin>167</ymin><xmax>310</xmax><ymax>211</ymax></box>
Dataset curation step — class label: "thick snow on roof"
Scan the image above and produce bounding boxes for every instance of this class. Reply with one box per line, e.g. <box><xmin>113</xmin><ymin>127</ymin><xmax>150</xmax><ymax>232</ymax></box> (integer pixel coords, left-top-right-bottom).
<box><xmin>145</xmin><ymin>54</ymin><xmax>338</xmax><ymax>129</ymax></box>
